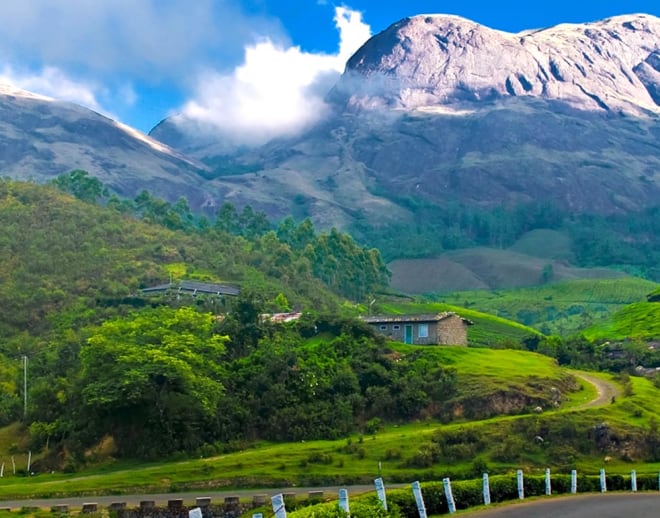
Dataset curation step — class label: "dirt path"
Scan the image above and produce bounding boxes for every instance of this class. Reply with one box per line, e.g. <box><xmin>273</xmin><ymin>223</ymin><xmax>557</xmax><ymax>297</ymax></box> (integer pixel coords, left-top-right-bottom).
<box><xmin>572</xmin><ymin>372</ymin><xmax>621</xmax><ymax>410</ymax></box>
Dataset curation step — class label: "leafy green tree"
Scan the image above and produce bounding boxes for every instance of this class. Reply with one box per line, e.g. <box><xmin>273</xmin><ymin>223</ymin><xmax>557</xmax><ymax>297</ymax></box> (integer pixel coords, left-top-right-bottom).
<box><xmin>79</xmin><ymin>307</ymin><xmax>227</xmax><ymax>456</ymax></box>
<box><xmin>51</xmin><ymin>170</ymin><xmax>108</xmax><ymax>203</ymax></box>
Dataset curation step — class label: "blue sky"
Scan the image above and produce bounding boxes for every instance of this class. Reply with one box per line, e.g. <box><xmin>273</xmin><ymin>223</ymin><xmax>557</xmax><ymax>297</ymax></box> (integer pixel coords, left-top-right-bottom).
<box><xmin>0</xmin><ymin>0</ymin><xmax>658</xmax><ymax>139</ymax></box>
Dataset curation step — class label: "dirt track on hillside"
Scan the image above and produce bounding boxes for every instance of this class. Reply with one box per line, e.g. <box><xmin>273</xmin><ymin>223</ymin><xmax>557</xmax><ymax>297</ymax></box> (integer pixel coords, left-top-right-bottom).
<box><xmin>572</xmin><ymin>372</ymin><xmax>620</xmax><ymax>409</ymax></box>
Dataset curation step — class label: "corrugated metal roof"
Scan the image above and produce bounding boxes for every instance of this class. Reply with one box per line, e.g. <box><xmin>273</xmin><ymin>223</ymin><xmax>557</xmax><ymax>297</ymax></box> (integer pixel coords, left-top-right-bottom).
<box><xmin>141</xmin><ymin>280</ymin><xmax>240</xmax><ymax>296</ymax></box>
<box><xmin>360</xmin><ymin>312</ymin><xmax>457</xmax><ymax>324</ymax></box>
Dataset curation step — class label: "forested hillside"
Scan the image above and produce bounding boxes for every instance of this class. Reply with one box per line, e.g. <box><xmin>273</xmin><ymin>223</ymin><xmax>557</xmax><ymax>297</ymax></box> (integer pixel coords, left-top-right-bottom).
<box><xmin>0</xmin><ymin>176</ymin><xmax>391</xmax><ymax>451</ymax></box>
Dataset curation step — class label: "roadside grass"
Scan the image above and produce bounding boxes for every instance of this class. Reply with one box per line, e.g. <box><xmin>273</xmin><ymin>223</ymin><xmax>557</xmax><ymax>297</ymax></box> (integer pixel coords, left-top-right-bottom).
<box><xmin>431</xmin><ymin>277</ymin><xmax>658</xmax><ymax>336</ymax></box>
<box><xmin>0</xmin><ymin>355</ymin><xmax>656</xmax><ymax>500</ymax></box>
<box><xmin>377</xmin><ymin>300</ymin><xmax>540</xmax><ymax>347</ymax></box>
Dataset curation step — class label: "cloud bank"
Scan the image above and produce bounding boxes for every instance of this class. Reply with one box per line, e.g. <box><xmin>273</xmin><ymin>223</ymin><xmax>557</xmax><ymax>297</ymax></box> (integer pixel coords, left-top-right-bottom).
<box><xmin>179</xmin><ymin>6</ymin><xmax>372</xmax><ymax>146</ymax></box>
<box><xmin>0</xmin><ymin>0</ymin><xmax>283</xmax><ymax>123</ymax></box>
<box><xmin>0</xmin><ymin>65</ymin><xmax>104</xmax><ymax>112</ymax></box>
<box><xmin>0</xmin><ymin>1</ymin><xmax>370</xmax><ymax>141</ymax></box>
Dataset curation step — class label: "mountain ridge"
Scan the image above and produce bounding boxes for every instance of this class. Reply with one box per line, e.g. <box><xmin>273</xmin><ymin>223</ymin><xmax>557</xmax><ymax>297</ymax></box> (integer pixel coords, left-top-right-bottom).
<box><xmin>331</xmin><ymin>13</ymin><xmax>660</xmax><ymax>116</ymax></box>
<box><xmin>0</xmin><ymin>82</ymin><xmax>213</xmax><ymax>207</ymax></box>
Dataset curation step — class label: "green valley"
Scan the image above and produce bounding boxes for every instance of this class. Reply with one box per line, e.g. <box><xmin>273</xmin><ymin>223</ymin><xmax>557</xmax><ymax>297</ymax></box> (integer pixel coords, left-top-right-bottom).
<box><xmin>0</xmin><ymin>176</ymin><xmax>658</xmax><ymax>517</ymax></box>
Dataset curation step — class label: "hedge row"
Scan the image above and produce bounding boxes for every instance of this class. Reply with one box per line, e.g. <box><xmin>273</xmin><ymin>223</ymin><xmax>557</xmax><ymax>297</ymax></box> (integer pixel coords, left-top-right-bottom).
<box><xmin>286</xmin><ymin>472</ymin><xmax>660</xmax><ymax>518</ymax></box>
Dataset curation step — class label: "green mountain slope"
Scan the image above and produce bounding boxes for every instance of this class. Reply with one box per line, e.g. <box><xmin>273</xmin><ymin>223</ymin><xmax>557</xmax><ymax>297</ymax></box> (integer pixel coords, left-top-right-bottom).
<box><xmin>433</xmin><ymin>278</ymin><xmax>659</xmax><ymax>336</ymax></box>
<box><xmin>583</xmin><ymin>301</ymin><xmax>660</xmax><ymax>341</ymax></box>
<box><xmin>2</xmin><ymin>349</ymin><xmax>659</xmax><ymax>498</ymax></box>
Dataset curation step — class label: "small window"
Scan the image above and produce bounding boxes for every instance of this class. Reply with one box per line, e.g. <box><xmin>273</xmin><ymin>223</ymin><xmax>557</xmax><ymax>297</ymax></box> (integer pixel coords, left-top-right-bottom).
<box><xmin>379</xmin><ymin>325</ymin><xmax>387</xmax><ymax>331</ymax></box>
<box><xmin>418</xmin><ymin>323</ymin><xmax>429</xmax><ymax>338</ymax></box>
<box><xmin>392</xmin><ymin>325</ymin><xmax>400</xmax><ymax>330</ymax></box>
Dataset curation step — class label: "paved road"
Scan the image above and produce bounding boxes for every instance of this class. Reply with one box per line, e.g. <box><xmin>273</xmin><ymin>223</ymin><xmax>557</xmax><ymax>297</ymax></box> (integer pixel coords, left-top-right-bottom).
<box><xmin>460</xmin><ymin>493</ymin><xmax>660</xmax><ymax>517</ymax></box>
<box><xmin>0</xmin><ymin>485</ymin><xmax>378</xmax><ymax>510</ymax></box>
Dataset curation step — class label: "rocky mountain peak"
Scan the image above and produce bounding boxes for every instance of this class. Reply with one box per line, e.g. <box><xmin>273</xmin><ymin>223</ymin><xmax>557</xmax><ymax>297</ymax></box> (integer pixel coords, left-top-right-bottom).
<box><xmin>333</xmin><ymin>13</ymin><xmax>660</xmax><ymax>115</ymax></box>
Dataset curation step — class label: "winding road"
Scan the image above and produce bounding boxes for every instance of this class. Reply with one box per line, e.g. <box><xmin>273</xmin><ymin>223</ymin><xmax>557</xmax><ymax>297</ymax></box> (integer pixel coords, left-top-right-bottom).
<box><xmin>572</xmin><ymin>372</ymin><xmax>620</xmax><ymax>409</ymax></box>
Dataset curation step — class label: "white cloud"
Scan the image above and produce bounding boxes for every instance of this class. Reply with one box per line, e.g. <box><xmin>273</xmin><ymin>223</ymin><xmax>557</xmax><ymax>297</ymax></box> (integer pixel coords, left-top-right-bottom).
<box><xmin>0</xmin><ymin>0</ymin><xmax>282</xmax><ymax>83</ymax></box>
<box><xmin>0</xmin><ymin>66</ymin><xmax>104</xmax><ymax>111</ymax></box>
<box><xmin>179</xmin><ymin>6</ymin><xmax>372</xmax><ymax>146</ymax></box>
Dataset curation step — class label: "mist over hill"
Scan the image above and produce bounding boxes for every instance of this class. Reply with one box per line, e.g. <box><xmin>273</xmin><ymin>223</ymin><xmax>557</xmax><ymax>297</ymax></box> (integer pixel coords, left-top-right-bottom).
<box><xmin>151</xmin><ymin>13</ymin><xmax>660</xmax><ymax>225</ymax></box>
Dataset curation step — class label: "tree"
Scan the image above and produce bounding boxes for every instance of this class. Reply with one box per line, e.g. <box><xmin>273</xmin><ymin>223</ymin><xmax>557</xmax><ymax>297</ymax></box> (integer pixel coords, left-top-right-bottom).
<box><xmin>51</xmin><ymin>170</ymin><xmax>108</xmax><ymax>203</ymax></box>
<box><xmin>79</xmin><ymin>307</ymin><xmax>227</xmax><ymax>457</ymax></box>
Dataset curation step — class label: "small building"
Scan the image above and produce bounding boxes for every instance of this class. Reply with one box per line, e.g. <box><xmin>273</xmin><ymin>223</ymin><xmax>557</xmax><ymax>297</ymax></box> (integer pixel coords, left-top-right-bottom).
<box><xmin>141</xmin><ymin>280</ymin><xmax>240</xmax><ymax>298</ymax></box>
<box><xmin>361</xmin><ymin>312</ymin><xmax>472</xmax><ymax>346</ymax></box>
<box><xmin>140</xmin><ymin>280</ymin><xmax>239</xmax><ymax>310</ymax></box>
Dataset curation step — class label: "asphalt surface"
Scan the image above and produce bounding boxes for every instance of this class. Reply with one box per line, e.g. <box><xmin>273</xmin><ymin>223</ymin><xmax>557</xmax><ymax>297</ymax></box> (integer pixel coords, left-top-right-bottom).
<box><xmin>0</xmin><ymin>485</ymin><xmax>377</xmax><ymax>510</ymax></box>
<box><xmin>460</xmin><ymin>493</ymin><xmax>660</xmax><ymax>517</ymax></box>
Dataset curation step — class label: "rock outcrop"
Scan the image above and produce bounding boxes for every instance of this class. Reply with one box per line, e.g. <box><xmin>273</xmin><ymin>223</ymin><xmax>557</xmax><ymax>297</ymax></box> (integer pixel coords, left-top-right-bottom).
<box><xmin>332</xmin><ymin>14</ymin><xmax>660</xmax><ymax>116</ymax></box>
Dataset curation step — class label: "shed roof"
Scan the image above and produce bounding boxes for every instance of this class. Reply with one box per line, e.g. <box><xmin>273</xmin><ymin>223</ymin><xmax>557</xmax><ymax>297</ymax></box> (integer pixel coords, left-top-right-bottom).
<box><xmin>361</xmin><ymin>312</ymin><xmax>467</xmax><ymax>324</ymax></box>
<box><xmin>141</xmin><ymin>280</ymin><xmax>240</xmax><ymax>297</ymax></box>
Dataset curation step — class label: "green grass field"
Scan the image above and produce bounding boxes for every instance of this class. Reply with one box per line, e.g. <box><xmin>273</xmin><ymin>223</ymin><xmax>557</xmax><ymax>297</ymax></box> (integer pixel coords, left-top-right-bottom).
<box><xmin>432</xmin><ymin>277</ymin><xmax>658</xmax><ymax>336</ymax></box>
<box><xmin>583</xmin><ymin>301</ymin><xmax>660</xmax><ymax>341</ymax></box>
<box><xmin>1</xmin><ymin>348</ymin><xmax>658</xmax><ymax>500</ymax></box>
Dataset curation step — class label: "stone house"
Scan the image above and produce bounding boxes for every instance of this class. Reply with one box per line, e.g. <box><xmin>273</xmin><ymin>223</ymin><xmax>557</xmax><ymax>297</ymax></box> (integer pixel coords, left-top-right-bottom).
<box><xmin>361</xmin><ymin>312</ymin><xmax>472</xmax><ymax>346</ymax></box>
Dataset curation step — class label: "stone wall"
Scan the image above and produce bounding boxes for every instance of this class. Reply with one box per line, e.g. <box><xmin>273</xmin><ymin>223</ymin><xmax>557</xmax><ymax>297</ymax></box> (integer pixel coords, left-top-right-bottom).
<box><xmin>438</xmin><ymin>315</ymin><xmax>468</xmax><ymax>346</ymax></box>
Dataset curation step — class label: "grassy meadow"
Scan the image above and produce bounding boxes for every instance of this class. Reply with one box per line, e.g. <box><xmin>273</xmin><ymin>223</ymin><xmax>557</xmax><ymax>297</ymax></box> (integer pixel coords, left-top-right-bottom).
<box><xmin>430</xmin><ymin>277</ymin><xmax>658</xmax><ymax>336</ymax></box>
<box><xmin>1</xmin><ymin>347</ymin><xmax>658</xmax><ymax>500</ymax></box>
<box><xmin>583</xmin><ymin>301</ymin><xmax>660</xmax><ymax>341</ymax></box>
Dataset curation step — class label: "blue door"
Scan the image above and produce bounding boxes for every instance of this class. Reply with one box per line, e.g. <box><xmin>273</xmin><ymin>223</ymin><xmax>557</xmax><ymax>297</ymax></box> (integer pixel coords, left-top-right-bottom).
<box><xmin>404</xmin><ymin>324</ymin><xmax>413</xmax><ymax>344</ymax></box>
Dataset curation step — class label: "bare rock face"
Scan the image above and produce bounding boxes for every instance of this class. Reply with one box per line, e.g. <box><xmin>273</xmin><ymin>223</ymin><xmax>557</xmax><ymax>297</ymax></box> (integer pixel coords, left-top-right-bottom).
<box><xmin>333</xmin><ymin>14</ymin><xmax>660</xmax><ymax>115</ymax></box>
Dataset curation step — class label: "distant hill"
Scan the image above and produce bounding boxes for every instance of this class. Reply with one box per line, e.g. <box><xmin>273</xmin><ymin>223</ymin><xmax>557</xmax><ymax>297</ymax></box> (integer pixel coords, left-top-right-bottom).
<box><xmin>388</xmin><ymin>247</ymin><xmax>624</xmax><ymax>294</ymax></box>
<box><xmin>0</xmin><ymin>84</ymin><xmax>210</xmax><ymax>206</ymax></box>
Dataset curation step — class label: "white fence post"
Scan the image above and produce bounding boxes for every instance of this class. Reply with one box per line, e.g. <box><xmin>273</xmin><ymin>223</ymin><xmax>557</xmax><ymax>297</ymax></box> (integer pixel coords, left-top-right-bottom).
<box><xmin>338</xmin><ymin>488</ymin><xmax>349</xmax><ymax>514</ymax></box>
<box><xmin>374</xmin><ymin>477</ymin><xmax>387</xmax><ymax>511</ymax></box>
<box><xmin>631</xmin><ymin>470</ymin><xmax>637</xmax><ymax>492</ymax></box>
<box><xmin>411</xmin><ymin>481</ymin><xmax>427</xmax><ymax>518</ymax></box>
<box><xmin>517</xmin><ymin>469</ymin><xmax>524</xmax><ymax>499</ymax></box>
<box><xmin>545</xmin><ymin>468</ymin><xmax>551</xmax><ymax>496</ymax></box>
<box><xmin>271</xmin><ymin>493</ymin><xmax>287</xmax><ymax>518</ymax></box>
<box><xmin>571</xmin><ymin>469</ymin><xmax>577</xmax><ymax>494</ymax></box>
<box><xmin>482</xmin><ymin>473</ymin><xmax>491</xmax><ymax>505</ymax></box>
<box><xmin>600</xmin><ymin>468</ymin><xmax>607</xmax><ymax>493</ymax></box>
<box><xmin>443</xmin><ymin>477</ymin><xmax>456</xmax><ymax>514</ymax></box>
